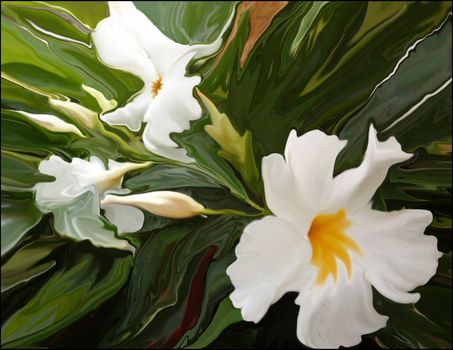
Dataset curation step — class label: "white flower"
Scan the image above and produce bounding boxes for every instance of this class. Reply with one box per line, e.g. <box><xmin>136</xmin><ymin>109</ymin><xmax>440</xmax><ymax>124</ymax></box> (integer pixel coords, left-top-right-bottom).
<box><xmin>101</xmin><ymin>191</ymin><xmax>204</xmax><ymax>219</ymax></box>
<box><xmin>35</xmin><ymin>155</ymin><xmax>150</xmax><ymax>251</ymax></box>
<box><xmin>226</xmin><ymin>125</ymin><xmax>441</xmax><ymax>348</ymax></box>
<box><xmin>92</xmin><ymin>2</ymin><xmax>234</xmax><ymax>162</ymax></box>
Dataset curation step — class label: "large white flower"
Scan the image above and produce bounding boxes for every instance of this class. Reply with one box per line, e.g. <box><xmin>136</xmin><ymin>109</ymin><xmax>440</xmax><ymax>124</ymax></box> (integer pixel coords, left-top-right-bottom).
<box><xmin>226</xmin><ymin>125</ymin><xmax>441</xmax><ymax>348</ymax></box>
<box><xmin>35</xmin><ymin>155</ymin><xmax>149</xmax><ymax>251</ymax></box>
<box><xmin>92</xmin><ymin>1</ymin><xmax>234</xmax><ymax>162</ymax></box>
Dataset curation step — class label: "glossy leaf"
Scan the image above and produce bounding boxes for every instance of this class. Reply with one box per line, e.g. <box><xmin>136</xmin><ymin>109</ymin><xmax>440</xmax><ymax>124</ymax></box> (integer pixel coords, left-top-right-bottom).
<box><xmin>1</xmin><ymin>245</ymin><xmax>132</xmax><ymax>348</ymax></box>
<box><xmin>1</xmin><ymin>237</ymin><xmax>65</xmax><ymax>291</ymax></box>
<box><xmin>1</xmin><ymin>194</ymin><xmax>42</xmax><ymax>256</ymax></box>
<box><xmin>200</xmin><ymin>90</ymin><xmax>261</xmax><ymax>197</ymax></box>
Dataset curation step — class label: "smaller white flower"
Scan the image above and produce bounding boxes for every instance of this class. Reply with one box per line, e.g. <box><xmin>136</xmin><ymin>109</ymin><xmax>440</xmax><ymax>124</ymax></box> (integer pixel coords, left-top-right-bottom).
<box><xmin>226</xmin><ymin>125</ymin><xmax>441</xmax><ymax>348</ymax></box>
<box><xmin>92</xmin><ymin>1</ymin><xmax>234</xmax><ymax>162</ymax></box>
<box><xmin>102</xmin><ymin>191</ymin><xmax>205</xmax><ymax>219</ymax></box>
<box><xmin>35</xmin><ymin>155</ymin><xmax>150</xmax><ymax>251</ymax></box>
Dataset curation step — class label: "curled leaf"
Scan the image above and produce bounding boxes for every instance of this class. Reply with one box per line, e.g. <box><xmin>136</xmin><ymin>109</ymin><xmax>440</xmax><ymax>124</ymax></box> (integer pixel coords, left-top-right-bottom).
<box><xmin>198</xmin><ymin>89</ymin><xmax>261</xmax><ymax>197</ymax></box>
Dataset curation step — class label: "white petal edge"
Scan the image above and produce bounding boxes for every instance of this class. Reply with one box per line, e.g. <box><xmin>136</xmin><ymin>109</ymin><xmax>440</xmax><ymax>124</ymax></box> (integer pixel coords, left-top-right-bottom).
<box><xmin>99</xmin><ymin>90</ymin><xmax>149</xmax><ymax>132</ymax></box>
<box><xmin>325</xmin><ymin>124</ymin><xmax>412</xmax><ymax>213</ymax></box>
<box><xmin>35</xmin><ymin>155</ymin><xmax>96</xmax><ymax>209</ymax></box>
<box><xmin>102</xmin><ymin>203</ymin><xmax>144</xmax><ymax>234</ymax></box>
<box><xmin>261</xmin><ymin>153</ymin><xmax>313</xmax><ymax>229</ymax></box>
<box><xmin>51</xmin><ymin>190</ymin><xmax>134</xmax><ymax>252</ymax></box>
<box><xmin>17</xmin><ymin>111</ymin><xmax>84</xmax><ymax>137</ymax></box>
<box><xmin>142</xmin><ymin>65</ymin><xmax>201</xmax><ymax>162</ymax></box>
<box><xmin>265</xmin><ymin>129</ymin><xmax>347</xmax><ymax>216</ymax></box>
<box><xmin>226</xmin><ymin>215</ymin><xmax>313</xmax><ymax>323</ymax></box>
<box><xmin>296</xmin><ymin>265</ymin><xmax>388</xmax><ymax>349</ymax></box>
<box><xmin>92</xmin><ymin>6</ymin><xmax>158</xmax><ymax>82</ymax></box>
<box><xmin>106</xmin><ymin>1</ymin><xmax>234</xmax><ymax>74</ymax></box>
<box><xmin>348</xmin><ymin>205</ymin><xmax>441</xmax><ymax>304</ymax></box>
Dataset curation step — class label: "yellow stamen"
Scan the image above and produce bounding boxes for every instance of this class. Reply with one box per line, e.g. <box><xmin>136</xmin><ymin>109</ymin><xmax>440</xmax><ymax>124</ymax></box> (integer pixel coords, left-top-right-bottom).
<box><xmin>151</xmin><ymin>77</ymin><xmax>163</xmax><ymax>97</ymax></box>
<box><xmin>308</xmin><ymin>208</ymin><xmax>361</xmax><ymax>285</ymax></box>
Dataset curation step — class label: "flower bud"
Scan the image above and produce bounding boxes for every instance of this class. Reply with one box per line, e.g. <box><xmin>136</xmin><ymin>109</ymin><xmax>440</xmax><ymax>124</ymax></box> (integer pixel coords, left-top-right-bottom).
<box><xmin>49</xmin><ymin>98</ymin><xmax>97</xmax><ymax>128</ymax></box>
<box><xmin>101</xmin><ymin>191</ymin><xmax>204</xmax><ymax>219</ymax></box>
<box><xmin>17</xmin><ymin>111</ymin><xmax>84</xmax><ymax>137</ymax></box>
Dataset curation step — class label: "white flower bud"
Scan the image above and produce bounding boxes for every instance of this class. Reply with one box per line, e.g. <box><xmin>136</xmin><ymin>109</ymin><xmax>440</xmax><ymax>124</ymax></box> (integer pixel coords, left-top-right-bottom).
<box><xmin>17</xmin><ymin>111</ymin><xmax>84</xmax><ymax>137</ymax></box>
<box><xmin>101</xmin><ymin>191</ymin><xmax>204</xmax><ymax>219</ymax></box>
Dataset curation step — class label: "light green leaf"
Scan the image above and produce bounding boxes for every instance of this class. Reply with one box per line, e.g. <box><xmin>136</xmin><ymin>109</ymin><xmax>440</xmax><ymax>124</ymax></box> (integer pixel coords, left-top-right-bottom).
<box><xmin>1</xmin><ymin>195</ymin><xmax>42</xmax><ymax>256</ymax></box>
<box><xmin>199</xmin><ymin>90</ymin><xmax>261</xmax><ymax>197</ymax></box>
<box><xmin>1</xmin><ymin>237</ymin><xmax>65</xmax><ymax>291</ymax></box>
<box><xmin>1</xmin><ymin>150</ymin><xmax>51</xmax><ymax>192</ymax></box>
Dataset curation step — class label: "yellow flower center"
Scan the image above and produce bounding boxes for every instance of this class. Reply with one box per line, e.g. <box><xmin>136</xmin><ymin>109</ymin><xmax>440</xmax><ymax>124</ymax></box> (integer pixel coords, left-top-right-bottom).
<box><xmin>151</xmin><ymin>77</ymin><xmax>163</xmax><ymax>97</ymax></box>
<box><xmin>308</xmin><ymin>208</ymin><xmax>361</xmax><ymax>285</ymax></box>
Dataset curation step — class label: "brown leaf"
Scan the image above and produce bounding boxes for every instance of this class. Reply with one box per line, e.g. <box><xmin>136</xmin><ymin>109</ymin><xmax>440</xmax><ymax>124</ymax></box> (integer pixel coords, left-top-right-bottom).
<box><xmin>214</xmin><ymin>1</ymin><xmax>288</xmax><ymax>68</ymax></box>
<box><xmin>240</xmin><ymin>1</ymin><xmax>288</xmax><ymax>67</ymax></box>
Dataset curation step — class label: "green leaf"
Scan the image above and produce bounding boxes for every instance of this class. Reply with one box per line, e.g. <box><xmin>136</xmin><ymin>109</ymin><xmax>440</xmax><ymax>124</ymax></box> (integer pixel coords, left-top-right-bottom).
<box><xmin>374</xmin><ymin>253</ymin><xmax>452</xmax><ymax>349</ymax></box>
<box><xmin>133</xmin><ymin>1</ymin><xmax>235</xmax><ymax>44</ymax></box>
<box><xmin>336</xmin><ymin>15</ymin><xmax>452</xmax><ymax>171</ymax></box>
<box><xmin>1</xmin><ymin>237</ymin><xmax>65</xmax><ymax>291</ymax></box>
<box><xmin>200</xmin><ymin>1</ymin><xmax>451</xmax><ymax>160</ymax></box>
<box><xmin>199</xmin><ymin>90</ymin><xmax>262</xmax><ymax>198</ymax></box>
<box><xmin>1</xmin><ymin>150</ymin><xmax>52</xmax><ymax>191</ymax></box>
<box><xmin>433</xmin><ymin>252</ymin><xmax>452</xmax><ymax>287</ymax></box>
<box><xmin>1</xmin><ymin>245</ymin><xmax>132</xmax><ymax>348</ymax></box>
<box><xmin>123</xmin><ymin>162</ymin><xmax>260</xmax><ymax>216</ymax></box>
<box><xmin>100</xmin><ymin>215</ymin><xmax>250</xmax><ymax>348</ymax></box>
<box><xmin>184</xmin><ymin>296</ymin><xmax>242</xmax><ymax>349</ymax></box>
<box><xmin>375</xmin><ymin>286</ymin><xmax>452</xmax><ymax>349</ymax></box>
<box><xmin>124</xmin><ymin>164</ymin><xmax>222</xmax><ymax>192</ymax></box>
<box><xmin>1</xmin><ymin>194</ymin><xmax>42</xmax><ymax>256</ymax></box>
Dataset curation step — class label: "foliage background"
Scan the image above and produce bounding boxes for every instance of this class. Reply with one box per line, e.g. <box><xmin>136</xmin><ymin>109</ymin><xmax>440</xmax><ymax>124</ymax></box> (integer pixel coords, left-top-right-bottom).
<box><xmin>1</xmin><ymin>1</ymin><xmax>452</xmax><ymax>348</ymax></box>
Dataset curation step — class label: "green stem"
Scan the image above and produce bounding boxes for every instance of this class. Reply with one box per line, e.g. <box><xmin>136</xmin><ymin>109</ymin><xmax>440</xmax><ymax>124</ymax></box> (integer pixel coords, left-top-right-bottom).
<box><xmin>202</xmin><ymin>208</ymin><xmax>266</xmax><ymax>218</ymax></box>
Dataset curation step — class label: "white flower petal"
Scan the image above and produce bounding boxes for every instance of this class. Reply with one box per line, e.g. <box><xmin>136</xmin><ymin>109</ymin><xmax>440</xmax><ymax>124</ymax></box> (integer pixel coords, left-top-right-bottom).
<box><xmin>67</xmin><ymin>156</ymin><xmax>113</xmax><ymax>192</ymax></box>
<box><xmin>142</xmin><ymin>69</ymin><xmax>201</xmax><ymax>162</ymax></box>
<box><xmin>325</xmin><ymin>124</ymin><xmax>412</xmax><ymax>212</ymax></box>
<box><xmin>35</xmin><ymin>156</ymin><xmax>146</xmax><ymax>209</ymax></box>
<box><xmin>35</xmin><ymin>156</ymin><xmax>93</xmax><ymax>209</ymax></box>
<box><xmin>52</xmin><ymin>191</ymin><xmax>134</xmax><ymax>252</ymax></box>
<box><xmin>107</xmin><ymin>1</ymin><xmax>190</xmax><ymax>74</ymax></box>
<box><xmin>102</xmin><ymin>159</ymin><xmax>151</xmax><ymax>190</ymax></box>
<box><xmin>100</xmin><ymin>91</ymin><xmax>149</xmax><ymax>132</ymax></box>
<box><xmin>93</xmin><ymin>1</ymin><xmax>234</xmax><ymax>159</ymax></box>
<box><xmin>284</xmin><ymin>130</ymin><xmax>347</xmax><ymax>212</ymax></box>
<box><xmin>296</xmin><ymin>266</ymin><xmax>388</xmax><ymax>348</ymax></box>
<box><xmin>348</xmin><ymin>205</ymin><xmax>441</xmax><ymax>304</ymax></box>
<box><xmin>262</xmin><ymin>129</ymin><xmax>346</xmax><ymax>220</ymax></box>
<box><xmin>48</xmin><ymin>98</ymin><xmax>98</xmax><ymax>128</ymax></box>
<box><xmin>226</xmin><ymin>216</ymin><xmax>312</xmax><ymax>323</ymax></box>
<box><xmin>106</xmin><ymin>1</ymin><xmax>233</xmax><ymax>75</ymax></box>
<box><xmin>261</xmin><ymin>153</ymin><xmax>312</xmax><ymax>228</ymax></box>
<box><xmin>17</xmin><ymin>111</ymin><xmax>84</xmax><ymax>137</ymax></box>
<box><xmin>102</xmin><ymin>203</ymin><xmax>144</xmax><ymax>234</ymax></box>
<box><xmin>92</xmin><ymin>7</ymin><xmax>158</xmax><ymax>82</ymax></box>
<box><xmin>93</xmin><ymin>6</ymin><xmax>158</xmax><ymax>132</ymax></box>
